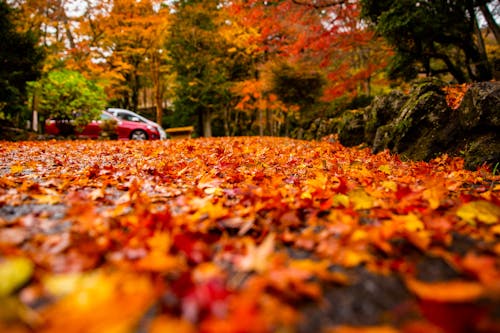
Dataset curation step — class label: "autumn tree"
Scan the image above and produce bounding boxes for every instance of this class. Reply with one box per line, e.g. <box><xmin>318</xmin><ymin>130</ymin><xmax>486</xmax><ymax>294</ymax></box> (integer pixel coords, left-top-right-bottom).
<box><xmin>7</xmin><ymin>0</ymin><xmax>83</xmax><ymax>70</ymax></box>
<box><xmin>0</xmin><ymin>0</ymin><xmax>45</xmax><ymax>125</ymax></box>
<box><xmin>84</xmin><ymin>0</ymin><xmax>170</xmax><ymax>112</ymax></box>
<box><xmin>228</xmin><ymin>0</ymin><xmax>391</xmax><ymax>112</ymax></box>
<box><xmin>360</xmin><ymin>0</ymin><xmax>494</xmax><ymax>82</ymax></box>
<box><xmin>167</xmin><ymin>0</ymin><xmax>250</xmax><ymax>137</ymax></box>
<box><xmin>29</xmin><ymin>69</ymin><xmax>106</xmax><ymax>135</ymax></box>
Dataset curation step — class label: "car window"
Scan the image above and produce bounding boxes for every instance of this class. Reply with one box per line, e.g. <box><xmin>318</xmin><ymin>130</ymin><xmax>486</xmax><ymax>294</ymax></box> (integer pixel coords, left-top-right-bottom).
<box><xmin>100</xmin><ymin>113</ymin><xmax>113</xmax><ymax>120</ymax></box>
<box><xmin>122</xmin><ymin>113</ymin><xmax>144</xmax><ymax>122</ymax></box>
<box><xmin>124</xmin><ymin>114</ymin><xmax>137</xmax><ymax>121</ymax></box>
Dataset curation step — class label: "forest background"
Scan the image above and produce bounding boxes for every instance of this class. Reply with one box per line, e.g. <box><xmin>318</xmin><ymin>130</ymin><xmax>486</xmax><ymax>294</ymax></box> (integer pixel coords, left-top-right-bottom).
<box><xmin>1</xmin><ymin>0</ymin><xmax>499</xmax><ymax>138</ymax></box>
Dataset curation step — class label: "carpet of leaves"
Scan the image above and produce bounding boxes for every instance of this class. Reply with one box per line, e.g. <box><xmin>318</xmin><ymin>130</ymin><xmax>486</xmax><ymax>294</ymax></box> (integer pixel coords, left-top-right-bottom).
<box><xmin>1</xmin><ymin>137</ymin><xmax>499</xmax><ymax>333</ymax></box>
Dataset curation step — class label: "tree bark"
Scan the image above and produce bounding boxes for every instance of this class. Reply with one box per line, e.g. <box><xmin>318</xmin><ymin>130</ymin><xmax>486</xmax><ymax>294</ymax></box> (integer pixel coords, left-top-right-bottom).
<box><xmin>152</xmin><ymin>52</ymin><xmax>163</xmax><ymax>125</ymax></box>
<box><xmin>202</xmin><ymin>110</ymin><xmax>212</xmax><ymax>137</ymax></box>
<box><xmin>470</xmin><ymin>8</ymin><xmax>492</xmax><ymax>81</ymax></box>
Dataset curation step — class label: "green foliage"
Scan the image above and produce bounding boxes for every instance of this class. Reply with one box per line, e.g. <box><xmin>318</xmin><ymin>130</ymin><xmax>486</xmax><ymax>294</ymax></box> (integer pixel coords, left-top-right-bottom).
<box><xmin>0</xmin><ymin>1</ymin><xmax>44</xmax><ymax>124</ymax></box>
<box><xmin>269</xmin><ymin>61</ymin><xmax>325</xmax><ymax>108</ymax></box>
<box><xmin>360</xmin><ymin>0</ymin><xmax>493</xmax><ymax>82</ymax></box>
<box><xmin>166</xmin><ymin>0</ymin><xmax>255</xmax><ymax>137</ymax></box>
<box><xmin>29</xmin><ymin>70</ymin><xmax>106</xmax><ymax>130</ymax></box>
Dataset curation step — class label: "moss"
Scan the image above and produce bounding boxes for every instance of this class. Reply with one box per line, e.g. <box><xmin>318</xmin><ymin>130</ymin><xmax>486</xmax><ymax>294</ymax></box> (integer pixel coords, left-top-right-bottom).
<box><xmin>338</xmin><ymin>110</ymin><xmax>367</xmax><ymax>147</ymax></box>
<box><xmin>464</xmin><ymin>133</ymin><xmax>500</xmax><ymax>170</ymax></box>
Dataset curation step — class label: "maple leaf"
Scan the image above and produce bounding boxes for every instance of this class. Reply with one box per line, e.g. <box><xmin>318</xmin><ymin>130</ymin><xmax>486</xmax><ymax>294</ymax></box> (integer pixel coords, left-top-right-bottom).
<box><xmin>456</xmin><ymin>200</ymin><xmax>500</xmax><ymax>225</ymax></box>
<box><xmin>1</xmin><ymin>138</ymin><xmax>499</xmax><ymax>332</ymax></box>
<box><xmin>236</xmin><ymin>233</ymin><xmax>275</xmax><ymax>273</ymax></box>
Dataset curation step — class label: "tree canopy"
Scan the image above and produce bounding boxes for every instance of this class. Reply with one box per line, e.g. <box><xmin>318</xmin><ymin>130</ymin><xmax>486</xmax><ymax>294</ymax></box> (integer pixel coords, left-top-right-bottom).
<box><xmin>29</xmin><ymin>69</ymin><xmax>106</xmax><ymax>132</ymax></box>
<box><xmin>0</xmin><ymin>0</ymin><xmax>44</xmax><ymax>123</ymax></box>
<box><xmin>360</xmin><ymin>0</ymin><xmax>496</xmax><ymax>82</ymax></box>
<box><xmin>2</xmin><ymin>0</ymin><xmax>499</xmax><ymax>134</ymax></box>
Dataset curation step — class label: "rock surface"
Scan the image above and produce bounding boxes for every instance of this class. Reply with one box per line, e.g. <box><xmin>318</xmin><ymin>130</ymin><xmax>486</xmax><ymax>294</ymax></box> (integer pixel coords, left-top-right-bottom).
<box><xmin>337</xmin><ymin>79</ymin><xmax>500</xmax><ymax>170</ymax></box>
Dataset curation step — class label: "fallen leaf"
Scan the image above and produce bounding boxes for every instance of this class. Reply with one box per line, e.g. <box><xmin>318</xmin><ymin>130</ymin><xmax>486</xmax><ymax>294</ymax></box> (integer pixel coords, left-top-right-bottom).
<box><xmin>405</xmin><ymin>278</ymin><xmax>484</xmax><ymax>302</ymax></box>
<box><xmin>0</xmin><ymin>257</ymin><xmax>33</xmax><ymax>297</ymax></box>
<box><xmin>456</xmin><ymin>200</ymin><xmax>500</xmax><ymax>224</ymax></box>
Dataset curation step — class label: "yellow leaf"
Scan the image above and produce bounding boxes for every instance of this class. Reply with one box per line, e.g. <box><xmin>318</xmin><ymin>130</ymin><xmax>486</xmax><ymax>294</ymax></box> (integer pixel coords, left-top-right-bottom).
<box><xmin>392</xmin><ymin>213</ymin><xmax>424</xmax><ymax>232</ymax></box>
<box><xmin>43</xmin><ymin>273</ymin><xmax>84</xmax><ymax>297</ymax></box>
<box><xmin>333</xmin><ymin>194</ymin><xmax>350</xmax><ymax>207</ymax></box>
<box><xmin>342</xmin><ymin>250</ymin><xmax>370</xmax><ymax>267</ymax></box>
<box><xmin>457</xmin><ymin>201</ymin><xmax>500</xmax><ymax>224</ymax></box>
<box><xmin>300</xmin><ymin>191</ymin><xmax>313</xmax><ymax>200</ymax></box>
<box><xmin>10</xmin><ymin>164</ymin><xmax>24</xmax><ymax>174</ymax></box>
<box><xmin>351</xmin><ymin>229</ymin><xmax>368</xmax><ymax>242</ymax></box>
<box><xmin>0</xmin><ymin>257</ymin><xmax>33</xmax><ymax>297</ymax></box>
<box><xmin>381</xmin><ymin>181</ymin><xmax>397</xmax><ymax>192</ymax></box>
<box><xmin>378</xmin><ymin>164</ymin><xmax>391</xmax><ymax>174</ymax></box>
<box><xmin>348</xmin><ymin>189</ymin><xmax>374</xmax><ymax>210</ymax></box>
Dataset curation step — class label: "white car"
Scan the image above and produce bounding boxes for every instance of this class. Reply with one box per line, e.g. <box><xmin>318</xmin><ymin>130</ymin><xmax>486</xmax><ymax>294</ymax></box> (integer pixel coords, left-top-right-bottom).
<box><xmin>107</xmin><ymin>108</ymin><xmax>167</xmax><ymax>140</ymax></box>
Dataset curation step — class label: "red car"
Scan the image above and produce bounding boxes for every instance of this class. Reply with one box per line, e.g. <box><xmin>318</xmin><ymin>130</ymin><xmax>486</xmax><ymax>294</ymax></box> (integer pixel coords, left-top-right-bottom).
<box><xmin>44</xmin><ymin>111</ymin><xmax>161</xmax><ymax>140</ymax></box>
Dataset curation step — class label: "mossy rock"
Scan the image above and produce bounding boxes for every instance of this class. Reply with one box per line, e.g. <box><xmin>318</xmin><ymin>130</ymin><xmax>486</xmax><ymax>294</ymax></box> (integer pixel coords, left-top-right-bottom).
<box><xmin>372</xmin><ymin>79</ymin><xmax>454</xmax><ymax>161</ymax></box>
<box><xmin>338</xmin><ymin>110</ymin><xmax>368</xmax><ymax>147</ymax></box>
<box><xmin>365</xmin><ymin>90</ymin><xmax>408</xmax><ymax>143</ymax></box>
<box><xmin>458</xmin><ymin>81</ymin><xmax>500</xmax><ymax>129</ymax></box>
<box><xmin>463</xmin><ymin>133</ymin><xmax>500</xmax><ymax>170</ymax></box>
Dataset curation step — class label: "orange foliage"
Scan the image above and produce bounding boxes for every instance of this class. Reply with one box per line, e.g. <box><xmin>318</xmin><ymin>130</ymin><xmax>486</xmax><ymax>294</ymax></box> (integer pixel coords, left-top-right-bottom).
<box><xmin>0</xmin><ymin>138</ymin><xmax>499</xmax><ymax>332</ymax></box>
<box><xmin>443</xmin><ymin>83</ymin><xmax>470</xmax><ymax>110</ymax></box>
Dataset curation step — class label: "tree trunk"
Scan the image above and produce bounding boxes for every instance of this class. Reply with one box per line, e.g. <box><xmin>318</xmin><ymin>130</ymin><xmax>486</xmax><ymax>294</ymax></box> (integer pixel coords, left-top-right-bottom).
<box><xmin>479</xmin><ymin>4</ymin><xmax>500</xmax><ymax>44</ymax></box>
<box><xmin>152</xmin><ymin>52</ymin><xmax>163</xmax><ymax>125</ymax></box>
<box><xmin>223</xmin><ymin>108</ymin><xmax>229</xmax><ymax>136</ymax></box>
<box><xmin>202</xmin><ymin>110</ymin><xmax>212</xmax><ymax>137</ymax></box>
<box><xmin>258</xmin><ymin>109</ymin><xmax>263</xmax><ymax>136</ymax></box>
<box><xmin>265</xmin><ymin>109</ymin><xmax>271</xmax><ymax>136</ymax></box>
<box><xmin>463</xmin><ymin>5</ymin><xmax>492</xmax><ymax>81</ymax></box>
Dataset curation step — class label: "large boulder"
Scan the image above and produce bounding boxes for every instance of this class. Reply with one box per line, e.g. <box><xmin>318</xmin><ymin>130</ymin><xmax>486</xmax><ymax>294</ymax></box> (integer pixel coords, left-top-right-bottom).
<box><xmin>337</xmin><ymin>110</ymin><xmax>367</xmax><ymax>147</ymax></box>
<box><xmin>458</xmin><ymin>81</ymin><xmax>500</xmax><ymax>128</ymax></box>
<box><xmin>364</xmin><ymin>90</ymin><xmax>408</xmax><ymax>143</ymax></box>
<box><xmin>337</xmin><ymin>78</ymin><xmax>500</xmax><ymax>170</ymax></box>
<box><xmin>372</xmin><ymin>78</ymin><xmax>457</xmax><ymax>161</ymax></box>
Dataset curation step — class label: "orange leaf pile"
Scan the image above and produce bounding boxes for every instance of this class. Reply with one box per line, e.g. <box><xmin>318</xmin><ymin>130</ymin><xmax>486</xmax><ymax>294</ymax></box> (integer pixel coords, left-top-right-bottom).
<box><xmin>443</xmin><ymin>83</ymin><xmax>470</xmax><ymax>110</ymax></box>
<box><xmin>0</xmin><ymin>137</ymin><xmax>499</xmax><ymax>333</ymax></box>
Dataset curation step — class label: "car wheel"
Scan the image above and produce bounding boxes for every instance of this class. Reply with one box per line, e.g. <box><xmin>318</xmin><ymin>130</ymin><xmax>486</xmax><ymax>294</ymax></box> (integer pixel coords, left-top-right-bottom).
<box><xmin>130</xmin><ymin>130</ymin><xmax>148</xmax><ymax>140</ymax></box>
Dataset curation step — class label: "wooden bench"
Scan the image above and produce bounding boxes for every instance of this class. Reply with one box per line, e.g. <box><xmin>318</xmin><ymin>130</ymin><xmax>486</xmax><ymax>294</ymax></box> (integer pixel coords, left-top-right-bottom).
<box><xmin>165</xmin><ymin>126</ymin><xmax>194</xmax><ymax>139</ymax></box>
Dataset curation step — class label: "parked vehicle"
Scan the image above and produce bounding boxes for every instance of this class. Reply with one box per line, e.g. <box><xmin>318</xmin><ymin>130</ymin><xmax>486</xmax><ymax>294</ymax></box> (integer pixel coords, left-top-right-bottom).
<box><xmin>44</xmin><ymin>111</ymin><xmax>161</xmax><ymax>140</ymax></box>
<box><xmin>107</xmin><ymin>108</ymin><xmax>167</xmax><ymax>140</ymax></box>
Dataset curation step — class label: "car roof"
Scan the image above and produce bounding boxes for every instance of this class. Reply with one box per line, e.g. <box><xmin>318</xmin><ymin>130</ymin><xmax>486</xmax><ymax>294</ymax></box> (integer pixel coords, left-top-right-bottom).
<box><xmin>107</xmin><ymin>108</ymin><xmax>136</xmax><ymax>114</ymax></box>
<box><xmin>107</xmin><ymin>108</ymin><xmax>161</xmax><ymax>125</ymax></box>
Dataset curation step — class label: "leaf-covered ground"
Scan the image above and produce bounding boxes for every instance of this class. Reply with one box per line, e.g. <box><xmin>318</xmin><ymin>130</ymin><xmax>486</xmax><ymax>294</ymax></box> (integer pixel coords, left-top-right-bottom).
<box><xmin>1</xmin><ymin>137</ymin><xmax>499</xmax><ymax>333</ymax></box>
